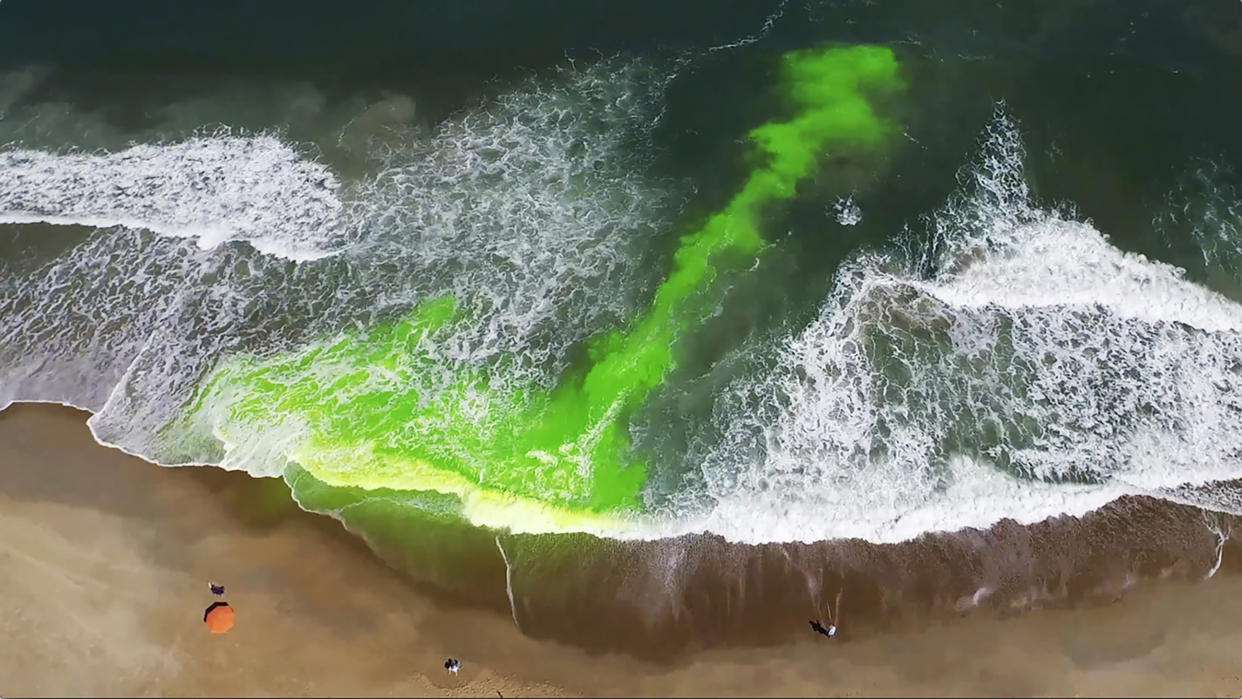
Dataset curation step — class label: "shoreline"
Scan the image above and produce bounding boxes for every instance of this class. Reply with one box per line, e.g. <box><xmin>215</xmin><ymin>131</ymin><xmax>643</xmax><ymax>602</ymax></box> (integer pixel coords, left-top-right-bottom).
<box><xmin>4</xmin><ymin>402</ymin><xmax>1242</xmax><ymax>696</ymax></box>
<box><xmin>0</xmin><ymin>397</ymin><xmax>1147</xmax><ymax>549</ymax></box>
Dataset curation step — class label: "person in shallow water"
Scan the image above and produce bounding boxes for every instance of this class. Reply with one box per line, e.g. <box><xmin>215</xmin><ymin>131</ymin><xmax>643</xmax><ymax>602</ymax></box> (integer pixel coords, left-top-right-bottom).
<box><xmin>809</xmin><ymin>620</ymin><xmax>837</xmax><ymax>638</ymax></box>
<box><xmin>444</xmin><ymin>658</ymin><xmax>461</xmax><ymax>675</ymax></box>
<box><xmin>809</xmin><ymin>588</ymin><xmax>844</xmax><ymax>639</ymax></box>
<box><xmin>208</xmin><ymin>582</ymin><xmax>225</xmax><ymax>596</ymax></box>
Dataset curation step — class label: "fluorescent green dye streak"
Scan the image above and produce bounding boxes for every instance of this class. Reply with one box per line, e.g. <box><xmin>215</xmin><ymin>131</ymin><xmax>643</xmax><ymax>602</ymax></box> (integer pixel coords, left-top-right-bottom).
<box><xmin>188</xmin><ymin>45</ymin><xmax>905</xmax><ymax>530</ymax></box>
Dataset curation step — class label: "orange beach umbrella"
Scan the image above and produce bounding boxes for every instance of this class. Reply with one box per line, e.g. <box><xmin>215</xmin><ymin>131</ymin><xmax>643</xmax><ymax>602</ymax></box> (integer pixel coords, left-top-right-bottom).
<box><xmin>204</xmin><ymin>601</ymin><xmax>235</xmax><ymax>634</ymax></box>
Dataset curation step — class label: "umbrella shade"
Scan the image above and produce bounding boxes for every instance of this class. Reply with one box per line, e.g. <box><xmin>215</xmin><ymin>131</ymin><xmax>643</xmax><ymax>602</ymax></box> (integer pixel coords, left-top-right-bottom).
<box><xmin>204</xmin><ymin>601</ymin><xmax>236</xmax><ymax>634</ymax></box>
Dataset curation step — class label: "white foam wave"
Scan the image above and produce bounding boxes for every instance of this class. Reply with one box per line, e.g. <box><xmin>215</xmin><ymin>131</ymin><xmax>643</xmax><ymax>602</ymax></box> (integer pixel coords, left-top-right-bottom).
<box><xmin>917</xmin><ymin>220</ymin><xmax>1242</xmax><ymax>332</ymax></box>
<box><xmin>0</xmin><ymin>134</ymin><xmax>345</xmax><ymax>260</ymax></box>
<box><xmin>677</xmin><ymin>455</ymin><xmax>1131</xmax><ymax>544</ymax></box>
<box><xmin>342</xmin><ymin>57</ymin><xmax>685</xmax><ymax>379</ymax></box>
<box><xmin>6</xmin><ymin>68</ymin><xmax>1242</xmax><ymax>548</ymax></box>
<box><xmin>685</xmin><ymin>111</ymin><xmax>1242</xmax><ymax>544</ymax></box>
<box><xmin>0</xmin><ymin>57</ymin><xmax>686</xmax><ymax>474</ymax></box>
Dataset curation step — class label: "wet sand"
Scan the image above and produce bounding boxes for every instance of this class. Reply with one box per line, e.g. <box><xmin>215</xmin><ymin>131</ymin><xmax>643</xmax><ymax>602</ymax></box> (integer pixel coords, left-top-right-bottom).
<box><xmin>3</xmin><ymin>402</ymin><xmax>1242</xmax><ymax>697</ymax></box>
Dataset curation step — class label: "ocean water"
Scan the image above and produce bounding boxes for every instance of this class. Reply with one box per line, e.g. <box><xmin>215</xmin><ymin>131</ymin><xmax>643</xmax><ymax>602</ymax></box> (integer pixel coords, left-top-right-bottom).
<box><xmin>3</xmin><ymin>0</ymin><xmax>1242</xmax><ymax>649</ymax></box>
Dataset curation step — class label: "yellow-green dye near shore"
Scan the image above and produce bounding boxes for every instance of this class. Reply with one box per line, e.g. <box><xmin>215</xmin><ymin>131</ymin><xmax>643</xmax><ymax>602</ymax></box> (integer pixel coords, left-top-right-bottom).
<box><xmin>188</xmin><ymin>45</ymin><xmax>905</xmax><ymax>532</ymax></box>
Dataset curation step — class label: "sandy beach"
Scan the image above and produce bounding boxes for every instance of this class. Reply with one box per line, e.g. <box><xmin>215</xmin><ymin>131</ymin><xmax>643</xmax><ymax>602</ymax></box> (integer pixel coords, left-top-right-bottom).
<box><xmin>3</xmin><ymin>401</ymin><xmax>1242</xmax><ymax>697</ymax></box>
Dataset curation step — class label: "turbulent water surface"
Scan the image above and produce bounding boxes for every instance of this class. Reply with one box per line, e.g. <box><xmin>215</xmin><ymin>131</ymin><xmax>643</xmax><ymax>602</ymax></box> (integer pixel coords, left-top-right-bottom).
<box><xmin>3</xmin><ymin>0</ymin><xmax>1242</xmax><ymax>650</ymax></box>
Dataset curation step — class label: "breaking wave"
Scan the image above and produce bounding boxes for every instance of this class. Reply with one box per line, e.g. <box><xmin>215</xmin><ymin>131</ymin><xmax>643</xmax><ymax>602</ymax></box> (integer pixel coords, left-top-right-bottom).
<box><xmin>0</xmin><ymin>134</ymin><xmax>347</xmax><ymax>260</ymax></box>
<box><xmin>673</xmin><ymin>113</ymin><xmax>1242</xmax><ymax>543</ymax></box>
<box><xmin>2</xmin><ymin>56</ymin><xmax>1240</xmax><ymax>549</ymax></box>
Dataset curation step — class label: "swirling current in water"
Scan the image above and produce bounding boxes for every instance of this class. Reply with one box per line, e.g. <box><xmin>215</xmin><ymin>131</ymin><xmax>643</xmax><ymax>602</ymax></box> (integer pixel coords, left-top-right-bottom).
<box><xmin>182</xmin><ymin>45</ymin><xmax>906</xmax><ymax>534</ymax></box>
<box><xmin>3</xmin><ymin>0</ymin><xmax>1242</xmax><ymax>570</ymax></box>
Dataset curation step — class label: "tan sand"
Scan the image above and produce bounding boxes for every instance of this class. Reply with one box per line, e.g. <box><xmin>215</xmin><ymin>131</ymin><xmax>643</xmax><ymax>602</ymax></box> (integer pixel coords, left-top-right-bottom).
<box><xmin>3</xmin><ymin>402</ymin><xmax>1242</xmax><ymax>697</ymax></box>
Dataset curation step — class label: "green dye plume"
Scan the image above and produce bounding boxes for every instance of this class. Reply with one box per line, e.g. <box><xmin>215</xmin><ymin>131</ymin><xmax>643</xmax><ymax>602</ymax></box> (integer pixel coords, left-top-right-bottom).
<box><xmin>187</xmin><ymin>45</ymin><xmax>905</xmax><ymax>531</ymax></box>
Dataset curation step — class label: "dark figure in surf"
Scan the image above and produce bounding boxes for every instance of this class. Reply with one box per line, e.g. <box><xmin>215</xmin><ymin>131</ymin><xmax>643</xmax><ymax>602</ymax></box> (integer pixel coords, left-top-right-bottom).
<box><xmin>444</xmin><ymin>658</ymin><xmax>461</xmax><ymax>675</ymax></box>
<box><xmin>208</xmin><ymin>582</ymin><xmax>225</xmax><ymax>596</ymax></box>
<box><xmin>809</xmin><ymin>620</ymin><xmax>837</xmax><ymax>638</ymax></box>
<box><xmin>809</xmin><ymin>587</ymin><xmax>843</xmax><ymax>639</ymax></box>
